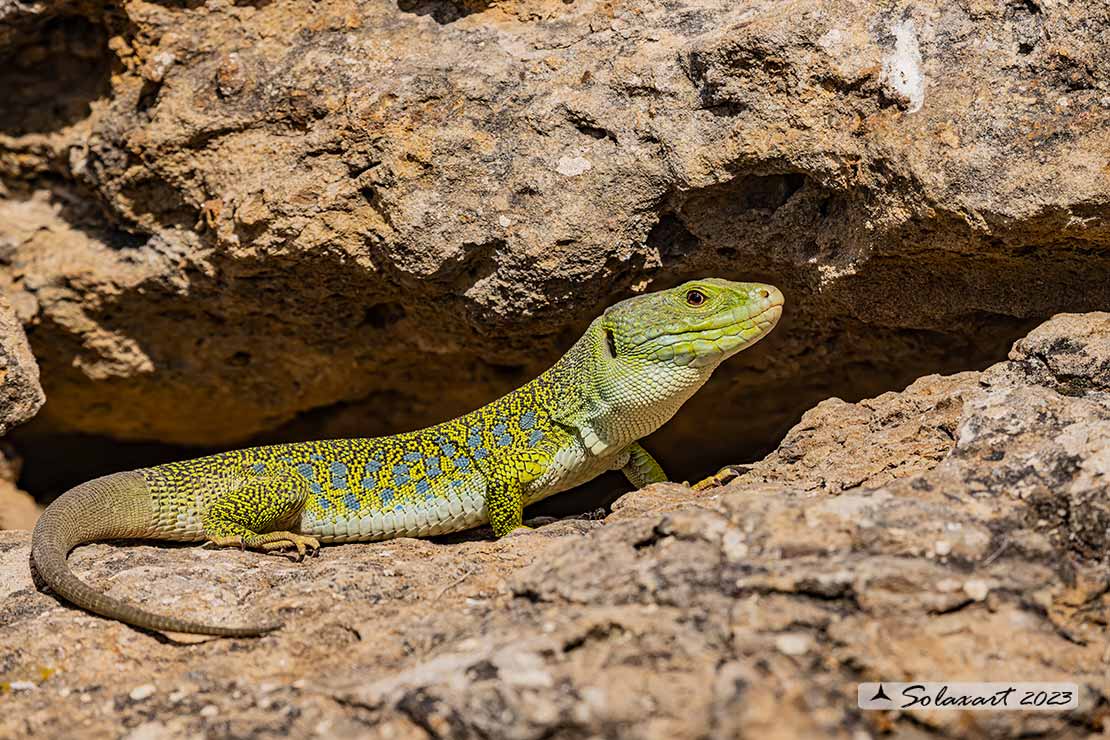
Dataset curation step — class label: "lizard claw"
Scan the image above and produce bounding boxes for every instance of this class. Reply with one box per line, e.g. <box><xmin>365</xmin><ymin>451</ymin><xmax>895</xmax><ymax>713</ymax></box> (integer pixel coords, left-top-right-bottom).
<box><xmin>258</xmin><ymin>534</ymin><xmax>321</xmax><ymax>561</ymax></box>
<box><xmin>691</xmin><ymin>464</ymin><xmax>749</xmax><ymax>492</ymax></box>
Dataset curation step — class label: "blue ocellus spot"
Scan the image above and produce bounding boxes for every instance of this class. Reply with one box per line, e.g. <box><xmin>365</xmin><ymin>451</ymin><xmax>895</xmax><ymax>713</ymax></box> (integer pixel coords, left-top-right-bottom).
<box><xmin>492</xmin><ymin>422</ymin><xmax>507</xmax><ymax>436</ymax></box>
<box><xmin>364</xmin><ymin>459</ymin><xmax>382</xmax><ymax>474</ymax></box>
<box><xmin>415</xmin><ymin>479</ymin><xmax>430</xmax><ymax>494</ymax></box>
<box><xmin>297</xmin><ymin>463</ymin><xmax>323</xmax><ymax>494</ymax></box>
<box><xmin>454</xmin><ymin>456</ymin><xmax>470</xmax><ymax>470</ymax></box>
<box><xmin>519</xmin><ymin>410</ymin><xmax>536</xmax><ymax>430</ymax></box>
<box><xmin>426</xmin><ymin>456</ymin><xmax>443</xmax><ymax>479</ymax></box>
<box><xmin>380</xmin><ymin>488</ymin><xmax>395</xmax><ymax>506</ymax></box>
<box><xmin>475</xmin><ymin>447</ymin><xmax>490</xmax><ymax>460</ymax></box>
<box><xmin>467</xmin><ymin>428</ymin><xmax>482</xmax><ymax>449</ymax></box>
<box><xmin>439</xmin><ymin>441</ymin><xmax>457</xmax><ymax>457</ymax></box>
<box><xmin>361</xmin><ymin>476</ymin><xmax>377</xmax><ymax>491</ymax></box>
<box><xmin>393</xmin><ymin>463</ymin><xmax>410</xmax><ymax>486</ymax></box>
<box><xmin>497</xmin><ymin>433</ymin><xmax>513</xmax><ymax>447</ymax></box>
<box><xmin>317</xmin><ymin>496</ymin><xmax>333</xmax><ymax>510</ymax></box>
<box><xmin>330</xmin><ymin>461</ymin><xmax>349</xmax><ymax>490</ymax></box>
<box><xmin>343</xmin><ymin>493</ymin><xmax>360</xmax><ymax>510</ymax></box>
<box><xmin>250</xmin><ymin>462</ymin><xmax>267</xmax><ymax>474</ymax></box>
<box><xmin>528</xmin><ymin>430</ymin><xmax>544</xmax><ymax>447</ymax></box>
<box><xmin>402</xmin><ymin>451</ymin><xmax>422</xmax><ymax>463</ymax></box>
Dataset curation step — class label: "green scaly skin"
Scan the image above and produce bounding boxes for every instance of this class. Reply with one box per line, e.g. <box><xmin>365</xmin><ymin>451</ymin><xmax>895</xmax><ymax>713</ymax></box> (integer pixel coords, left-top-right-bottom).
<box><xmin>30</xmin><ymin>278</ymin><xmax>784</xmax><ymax>636</ymax></box>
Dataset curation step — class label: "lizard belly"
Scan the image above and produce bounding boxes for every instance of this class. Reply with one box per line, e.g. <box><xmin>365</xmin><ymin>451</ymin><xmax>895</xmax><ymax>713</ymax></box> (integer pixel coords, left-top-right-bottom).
<box><xmin>299</xmin><ymin>473</ymin><xmax>489</xmax><ymax>543</ymax></box>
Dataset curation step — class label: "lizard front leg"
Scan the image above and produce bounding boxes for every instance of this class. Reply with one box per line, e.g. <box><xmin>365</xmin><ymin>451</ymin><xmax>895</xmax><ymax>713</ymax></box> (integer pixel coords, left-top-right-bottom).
<box><xmin>485</xmin><ymin>474</ymin><xmax>527</xmax><ymax>537</ymax></box>
<box><xmin>620</xmin><ymin>442</ymin><xmax>668</xmax><ymax>487</ymax></box>
<box><xmin>485</xmin><ymin>451</ymin><xmax>552</xmax><ymax>537</ymax></box>
<box><xmin>202</xmin><ymin>477</ymin><xmax>318</xmax><ymax>561</ymax></box>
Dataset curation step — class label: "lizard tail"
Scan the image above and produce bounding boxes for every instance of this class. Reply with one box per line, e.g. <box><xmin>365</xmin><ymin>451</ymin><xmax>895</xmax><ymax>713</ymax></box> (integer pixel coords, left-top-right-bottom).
<box><xmin>31</xmin><ymin>471</ymin><xmax>278</xmax><ymax>637</ymax></box>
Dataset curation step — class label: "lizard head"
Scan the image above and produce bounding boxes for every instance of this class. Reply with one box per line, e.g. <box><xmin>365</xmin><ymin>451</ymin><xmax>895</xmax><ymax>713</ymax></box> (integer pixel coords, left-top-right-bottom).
<box><xmin>550</xmin><ymin>278</ymin><xmax>784</xmax><ymax>448</ymax></box>
<box><xmin>601</xmin><ymin>278</ymin><xmax>784</xmax><ymax>372</ymax></box>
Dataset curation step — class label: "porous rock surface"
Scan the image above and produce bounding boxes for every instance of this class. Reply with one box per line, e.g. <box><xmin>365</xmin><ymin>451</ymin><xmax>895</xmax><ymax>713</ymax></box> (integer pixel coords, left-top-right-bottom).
<box><xmin>2</xmin><ymin>0</ymin><xmax>1110</xmax><ymax>486</ymax></box>
<box><xmin>0</xmin><ymin>292</ymin><xmax>44</xmax><ymax>437</ymax></box>
<box><xmin>1</xmin><ymin>313</ymin><xmax>1108</xmax><ymax>738</ymax></box>
<box><xmin>0</xmin><ymin>293</ymin><xmax>45</xmax><ymax>528</ymax></box>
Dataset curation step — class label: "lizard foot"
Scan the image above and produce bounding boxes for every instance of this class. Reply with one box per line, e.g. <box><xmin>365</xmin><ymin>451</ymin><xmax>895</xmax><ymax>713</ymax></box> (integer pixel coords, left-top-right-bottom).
<box><xmin>691</xmin><ymin>465</ymin><xmax>749</xmax><ymax>492</ymax></box>
<box><xmin>504</xmin><ymin>525</ymin><xmax>535</xmax><ymax>537</ymax></box>
<box><xmin>204</xmin><ymin>532</ymin><xmax>321</xmax><ymax>560</ymax></box>
<box><xmin>250</xmin><ymin>532</ymin><xmax>321</xmax><ymax>561</ymax></box>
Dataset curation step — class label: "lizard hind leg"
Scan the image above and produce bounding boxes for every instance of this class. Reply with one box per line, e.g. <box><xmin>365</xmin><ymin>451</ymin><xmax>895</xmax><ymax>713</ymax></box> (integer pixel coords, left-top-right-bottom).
<box><xmin>202</xmin><ymin>476</ymin><xmax>317</xmax><ymax>561</ymax></box>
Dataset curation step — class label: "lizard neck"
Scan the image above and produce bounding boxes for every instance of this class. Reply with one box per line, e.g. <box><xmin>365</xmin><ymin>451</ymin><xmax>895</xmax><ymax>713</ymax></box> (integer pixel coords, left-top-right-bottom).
<box><xmin>534</xmin><ymin>319</ymin><xmax>716</xmax><ymax>457</ymax></box>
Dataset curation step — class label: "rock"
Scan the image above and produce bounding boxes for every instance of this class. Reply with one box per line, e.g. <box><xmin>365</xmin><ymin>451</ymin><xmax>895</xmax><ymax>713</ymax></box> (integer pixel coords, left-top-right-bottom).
<box><xmin>0</xmin><ymin>294</ymin><xmax>45</xmax><ymax>528</ymax></box>
<box><xmin>0</xmin><ymin>292</ymin><xmax>44</xmax><ymax>436</ymax></box>
<box><xmin>1</xmin><ymin>0</ymin><xmax>1109</xmax><ymax>490</ymax></box>
<box><xmin>1</xmin><ymin>313</ymin><xmax>1108</xmax><ymax>737</ymax></box>
<box><xmin>986</xmin><ymin>312</ymin><xmax>1110</xmax><ymax>396</ymax></box>
<box><xmin>0</xmin><ymin>477</ymin><xmax>42</xmax><ymax>530</ymax></box>
<box><xmin>128</xmin><ymin>684</ymin><xmax>156</xmax><ymax>701</ymax></box>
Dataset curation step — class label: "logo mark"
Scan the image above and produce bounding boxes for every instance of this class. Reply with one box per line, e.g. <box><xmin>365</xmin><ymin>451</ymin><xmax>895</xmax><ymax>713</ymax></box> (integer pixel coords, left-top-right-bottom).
<box><xmin>870</xmin><ymin>684</ymin><xmax>892</xmax><ymax>703</ymax></box>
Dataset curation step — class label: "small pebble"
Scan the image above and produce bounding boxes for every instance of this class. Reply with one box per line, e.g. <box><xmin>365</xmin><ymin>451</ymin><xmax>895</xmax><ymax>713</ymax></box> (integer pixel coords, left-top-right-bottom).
<box><xmin>934</xmin><ymin>540</ymin><xmax>952</xmax><ymax>556</ymax></box>
<box><xmin>935</xmin><ymin>578</ymin><xmax>961</xmax><ymax>592</ymax></box>
<box><xmin>200</xmin><ymin>705</ymin><xmax>219</xmax><ymax>718</ymax></box>
<box><xmin>130</xmin><ymin>684</ymin><xmax>156</xmax><ymax>701</ymax></box>
<box><xmin>556</xmin><ymin>155</ymin><xmax>592</xmax><ymax>177</ymax></box>
<box><xmin>963</xmin><ymin>579</ymin><xmax>990</xmax><ymax>601</ymax></box>
<box><xmin>775</xmin><ymin>633</ymin><xmax>812</xmax><ymax>656</ymax></box>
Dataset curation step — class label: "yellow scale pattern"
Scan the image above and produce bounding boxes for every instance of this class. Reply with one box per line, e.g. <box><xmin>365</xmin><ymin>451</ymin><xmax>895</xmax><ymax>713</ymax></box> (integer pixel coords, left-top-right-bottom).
<box><xmin>142</xmin><ymin>377</ymin><xmax>572</xmax><ymax>542</ymax></box>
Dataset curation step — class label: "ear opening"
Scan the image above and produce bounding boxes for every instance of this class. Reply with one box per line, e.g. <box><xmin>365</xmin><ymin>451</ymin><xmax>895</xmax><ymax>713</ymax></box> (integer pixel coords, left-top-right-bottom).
<box><xmin>605</xmin><ymin>328</ymin><xmax>618</xmax><ymax>359</ymax></box>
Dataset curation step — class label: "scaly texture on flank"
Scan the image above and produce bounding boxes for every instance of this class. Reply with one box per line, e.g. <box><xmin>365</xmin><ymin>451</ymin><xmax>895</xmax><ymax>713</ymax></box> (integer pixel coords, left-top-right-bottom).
<box><xmin>30</xmin><ymin>278</ymin><xmax>784</xmax><ymax>635</ymax></box>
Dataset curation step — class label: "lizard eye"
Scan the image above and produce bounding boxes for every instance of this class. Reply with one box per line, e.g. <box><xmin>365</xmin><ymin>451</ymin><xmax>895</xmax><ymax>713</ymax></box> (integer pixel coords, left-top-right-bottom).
<box><xmin>685</xmin><ymin>289</ymin><xmax>707</xmax><ymax>307</ymax></box>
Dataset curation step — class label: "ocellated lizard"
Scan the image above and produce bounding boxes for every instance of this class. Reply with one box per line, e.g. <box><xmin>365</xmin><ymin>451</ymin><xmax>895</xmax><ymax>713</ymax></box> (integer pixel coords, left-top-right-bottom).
<box><xmin>30</xmin><ymin>278</ymin><xmax>784</xmax><ymax>636</ymax></box>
